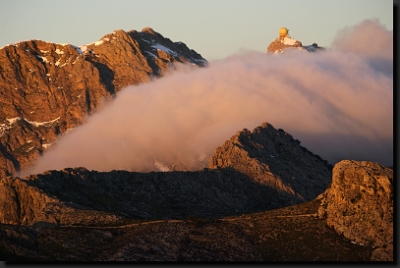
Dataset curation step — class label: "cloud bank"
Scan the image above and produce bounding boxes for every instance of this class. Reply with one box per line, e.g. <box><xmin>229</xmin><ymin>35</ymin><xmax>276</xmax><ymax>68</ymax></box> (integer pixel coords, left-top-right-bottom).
<box><xmin>22</xmin><ymin>19</ymin><xmax>393</xmax><ymax>176</ymax></box>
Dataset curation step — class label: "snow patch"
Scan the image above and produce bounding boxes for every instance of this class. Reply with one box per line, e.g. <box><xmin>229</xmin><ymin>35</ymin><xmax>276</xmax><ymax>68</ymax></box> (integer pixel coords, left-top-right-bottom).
<box><xmin>72</xmin><ymin>45</ymin><xmax>83</xmax><ymax>54</ymax></box>
<box><xmin>42</xmin><ymin>143</ymin><xmax>53</xmax><ymax>149</ymax></box>
<box><xmin>36</xmin><ymin>55</ymin><xmax>49</xmax><ymax>63</ymax></box>
<box><xmin>152</xmin><ymin>43</ymin><xmax>179</xmax><ymax>57</ymax></box>
<box><xmin>1</xmin><ymin>117</ymin><xmax>60</xmax><ymax>131</ymax></box>
<box><xmin>55</xmin><ymin>48</ymin><xmax>64</xmax><ymax>54</ymax></box>
<box><xmin>80</xmin><ymin>38</ymin><xmax>105</xmax><ymax>47</ymax></box>
<box><xmin>0</xmin><ymin>123</ymin><xmax>9</xmax><ymax>137</ymax></box>
<box><xmin>192</xmin><ymin>58</ymin><xmax>207</xmax><ymax>64</ymax></box>
<box><xmin>27</xmin><ymin>117</ymin><xmax>60</xmax><ymax>127</ymax></box>
<box><xmin>281</xmin><ymin>37</ymin><xmax>298</xmax><ymax>46</ymax></box>
<box><xmin>79</xmin><ymin>45</ymin><xmax>90</xmax><ymax>54</ymax></box>
<box><xmin>94</xmin><ymin>40</ymin><xmax>104</xmax><ymax>46</ymax></box>
<box><xmin>26</xmin><ymin>146</ymin><xmax>35</xmax><ymax>152</ymax></box>
<box><xmin>72</xmin><ymin>56</ymin><xmax>80</xmax><ymax>64</ymax></box>
<box><xmin>7</xmin><ymin>118</ymin><xmax>21</xmax><ymax>125</ymax></box>
<box><xmin>0</xmin><ymin>117</ymin><xmax>20</xmax><ymax>136</ymax></box>
<box><xmin>145</xmin><ymin>51</ymin><xmax>157</xmax><ymax>58</ymax></box>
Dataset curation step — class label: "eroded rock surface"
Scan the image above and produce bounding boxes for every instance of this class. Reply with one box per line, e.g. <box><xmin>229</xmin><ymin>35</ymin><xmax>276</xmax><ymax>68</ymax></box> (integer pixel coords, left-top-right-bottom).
<box><xmin>318</xmin><ymin>160</ymin><xmax>393</xmax><ymax>261</ymax></box>
<box><xmin>209</xmin><ymin>122</ymin><xmax>332</xmax><ymax>204</ymax></box>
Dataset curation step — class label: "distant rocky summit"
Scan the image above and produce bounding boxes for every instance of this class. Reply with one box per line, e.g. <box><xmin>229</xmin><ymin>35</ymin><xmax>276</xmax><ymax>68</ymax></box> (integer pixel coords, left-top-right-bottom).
<box><xmin>0</xmin><ymin>27</ymin><xmax>206</xmax><ymax>177</ymax></box>
<box><xmin>266</xmin><ymin>27</ymin><xmax>325</xmax><ymax>53</ymax></box>
<box><xmin>318</xmin><ymin>160</ymin><xmax>393</xmax><ymax>261</ymax></box>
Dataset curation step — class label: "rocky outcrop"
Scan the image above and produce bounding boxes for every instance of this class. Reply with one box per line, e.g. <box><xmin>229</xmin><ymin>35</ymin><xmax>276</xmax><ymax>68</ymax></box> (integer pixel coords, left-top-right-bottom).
<box><xmin>209</xmin><ymin>122</ymin><xmax>332</xmax><ymax>204</ymax></box>
<box><xmin>0</xmin><ymin>176</ymin><xmax>119</xmax><ymax>226</ymax></box>
<box><xmin>266</xmin><ymin>36</ymin><xmax>303</xmax><ymax>53</ymax></box>
<box><xmin>127</xmin><ymin>27</ymin><xmax>206</xmax><ymax>76</ymax></box>
<box><xmin>318</xmin><ymin>160</ymin><xmax>393</xmax><ymax>261</ymax></box>
<box><xmin>266</xmin><ymin>37</ymin><xmax>325</xmax><ymax>53</ymax></box>
<box><xmin>0</xmin><ymin>27</ymin><xmax>207</xmax><ymax>176</ymax></box>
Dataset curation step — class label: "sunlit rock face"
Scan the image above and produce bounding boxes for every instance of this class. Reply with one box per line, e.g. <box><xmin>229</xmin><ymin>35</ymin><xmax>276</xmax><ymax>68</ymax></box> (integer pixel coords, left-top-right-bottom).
<box><xmin>318</xmin><ymin>160</ymin><xmax>393</xmax><ymax>261</ymax></box>
<box><xmin>266</xmin><ymin>27</ymin><xmax>324</xmax><ymax>53</ymax></box>
<box><xmin>209</xmin><ymin>122</ymin><xmax>332</xmax><ymax>203</ymax></box>
<box><xmin>266</xmin><ymin>36</ymin><xmax>303</xmax><ymax>53</ymax></box>
<box><xmin>0</xmin><ymin>27</ymin><xmax>207</xmax><ymax>176</ymax></box>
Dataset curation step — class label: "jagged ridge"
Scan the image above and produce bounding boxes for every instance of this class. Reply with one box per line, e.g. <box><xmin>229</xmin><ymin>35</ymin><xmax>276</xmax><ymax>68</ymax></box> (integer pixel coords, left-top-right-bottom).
<box><xmin>0</xmin><ymin>27</ymin><xmax>207</xmax><ymax>176</ymax></box>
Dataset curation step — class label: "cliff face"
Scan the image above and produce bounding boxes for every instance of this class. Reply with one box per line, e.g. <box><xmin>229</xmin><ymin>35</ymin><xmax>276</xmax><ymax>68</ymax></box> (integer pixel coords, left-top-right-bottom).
<box><xmin>0</xmin><ymin>28</ymin><xmax>207</xmax><ymax>176</ymax></box>
<box><xmin>209</xmin><ymin>122</ymin><xmax>332</xmax><ymax>203</ymax></box>
<box><xmin>318</xmin><ymin>160</ymin><xmax>393</xmax><ymax>261</ymax></box>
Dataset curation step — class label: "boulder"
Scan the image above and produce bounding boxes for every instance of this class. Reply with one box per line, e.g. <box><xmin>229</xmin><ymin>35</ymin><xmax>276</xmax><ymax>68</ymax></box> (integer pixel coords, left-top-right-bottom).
<box><xmin>318</xmin><ymin>160</ymin><xmax>393</xmax><ymax>261</ymax></box>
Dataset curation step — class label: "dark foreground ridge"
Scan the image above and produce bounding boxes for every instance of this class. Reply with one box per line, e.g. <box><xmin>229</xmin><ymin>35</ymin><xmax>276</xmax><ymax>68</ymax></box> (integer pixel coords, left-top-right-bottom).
<box><xmin>0</xmin><ymin>122</ymin><xmax>332</xmax><ymax>225</ymax></box>
<box><xmin>0</xmin><ymin>122</ymin><xmax>393</xmax><ymax>261</ymax></box>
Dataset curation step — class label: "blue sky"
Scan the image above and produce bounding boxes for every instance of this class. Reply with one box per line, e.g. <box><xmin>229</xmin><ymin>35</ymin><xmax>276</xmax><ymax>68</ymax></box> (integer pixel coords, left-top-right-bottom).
<box><xmin>0</xmin><ymin>0</ymin><xmax>393</xmax><ymax>60</ymax></box>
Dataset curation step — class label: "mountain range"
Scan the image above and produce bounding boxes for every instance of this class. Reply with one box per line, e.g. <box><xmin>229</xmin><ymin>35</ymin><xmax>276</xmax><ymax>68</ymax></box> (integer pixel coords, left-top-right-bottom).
<box><xmin>0</xmin><ymin>28</ymin><xmax>393</xmax><ymax>261</ymax></box>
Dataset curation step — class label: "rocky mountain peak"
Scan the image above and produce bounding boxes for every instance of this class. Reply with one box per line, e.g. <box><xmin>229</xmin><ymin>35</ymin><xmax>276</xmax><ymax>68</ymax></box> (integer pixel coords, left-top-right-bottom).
<box><xmin>0</xmin><ymin>28</ymin><xmax>207</xmax><ymax>177</ymax></box>
<box><xmin>209</xmin><ymin>122</ymin><xmax>332</xmax><ymax>203</ymax></box>
<box><xmin>266</xmin><ymin>28</ymin><xmax>325</xmax><ymax>53</ymax></box>
<box><xmin>141</xmin><ymin>27</ymin><xmax>157</xmax><ymax>35</ymax></box>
